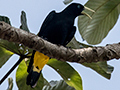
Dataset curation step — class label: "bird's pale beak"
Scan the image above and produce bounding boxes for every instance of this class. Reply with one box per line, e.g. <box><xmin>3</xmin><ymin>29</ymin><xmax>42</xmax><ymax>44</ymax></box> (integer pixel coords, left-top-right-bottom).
<box><xmin>81</xmin><ymin>6</ymin><xmax>95</xmax><ymax>19</ymax></box>
<box><xmin>84</xmin><ymin>6</ymin><xmax>95</xmax><ymax>12</ymax></box>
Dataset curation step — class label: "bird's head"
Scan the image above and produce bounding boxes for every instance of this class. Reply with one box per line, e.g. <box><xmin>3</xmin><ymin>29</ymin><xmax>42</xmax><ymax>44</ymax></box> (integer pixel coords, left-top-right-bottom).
<box><xmin>66</xmin><ymin>3</ymin><xmax>84</xmax><ymax>16</ymax></box>
<box><xmin>67</xmin><ymin>3</ymin><xmax>95</xmax><ymax>19</ymax></box>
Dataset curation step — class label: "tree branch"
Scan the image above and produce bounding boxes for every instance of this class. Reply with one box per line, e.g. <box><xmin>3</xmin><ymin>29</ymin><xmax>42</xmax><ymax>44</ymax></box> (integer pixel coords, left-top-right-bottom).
<box><xmin>0</xmin><ymin>21</ymin><xmax>120</xmax><ymax>63</ymax></box>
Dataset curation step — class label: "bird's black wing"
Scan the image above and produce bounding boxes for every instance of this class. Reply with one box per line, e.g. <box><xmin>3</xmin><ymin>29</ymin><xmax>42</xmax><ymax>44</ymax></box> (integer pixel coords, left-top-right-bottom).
<box><xmin>38</xmin><ymin>10</ymin><xmax>56</xmax><ymax>36</ymax></box>
<box><xmin>64</xmin><ymin>26</ymin><xmax>76</xmax><ymax>45</ymax></box>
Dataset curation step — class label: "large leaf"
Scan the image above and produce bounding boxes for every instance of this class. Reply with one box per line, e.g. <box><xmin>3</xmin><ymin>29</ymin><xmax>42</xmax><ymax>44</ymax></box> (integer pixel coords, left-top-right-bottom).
<box><xmin>82</xmin><ymin>61</ymin><xmax>114</xmax><ymax>79</ymax></box>
<box><xmin>43</xmin><ymin>80</ymin><xmax>75</xmax><ymax>90</ymax></box>
<box><xmin>47</xmin><ymin>59</ymin><xmax>82</xmax><ymax>90</ymax></box>
<box><xmin>0</xmin><ymin>47</ymin><xmax>13</xmax><ymax>68</ymax></box>
<box><xmin>78</xmin><ymin>0</ymin><xmax>119</xmax><ymax>44</ymax></box>
<box><xmin>16</xmin><ymin>60</ymin><xmax>49</xmax><ymax>90</ymax></box>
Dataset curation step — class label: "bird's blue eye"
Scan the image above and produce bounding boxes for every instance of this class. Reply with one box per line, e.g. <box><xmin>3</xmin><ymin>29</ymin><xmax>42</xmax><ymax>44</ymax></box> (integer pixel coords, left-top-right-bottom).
<box><xmin>77</xmin><ymin>5</ymin><xmax>81</xmax><ymax>9</ymax></box>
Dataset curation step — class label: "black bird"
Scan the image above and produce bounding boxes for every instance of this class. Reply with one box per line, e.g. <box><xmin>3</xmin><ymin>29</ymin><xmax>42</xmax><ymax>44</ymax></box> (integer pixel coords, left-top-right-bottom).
<box><xmin>26</xmin><ymin>3</ymin><xmax>94</xmax><ymax>88</ymax></box>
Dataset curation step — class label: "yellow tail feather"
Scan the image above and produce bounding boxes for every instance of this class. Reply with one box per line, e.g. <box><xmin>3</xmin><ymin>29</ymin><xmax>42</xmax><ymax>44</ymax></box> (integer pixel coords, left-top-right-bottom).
<box><xmin>33</xmin><ymin>51</ymin><xmax>49</xmax><ymax>73</ymax></box>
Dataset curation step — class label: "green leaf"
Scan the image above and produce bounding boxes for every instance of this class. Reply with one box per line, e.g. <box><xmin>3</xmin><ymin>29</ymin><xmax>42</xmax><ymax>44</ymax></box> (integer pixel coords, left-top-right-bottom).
<box><xmin>82</xmin><ymin>61</ymin><xmax>114</xmax><ymax>79</ymax></box>
<box><xmin>63</xmin><ymin>0</ymin><xmax>73</xmax><ymax>5</ymax></box>
<box><xmin>0</xmin><ymin>15</ymin><xmax>11</xmax><ymax>25</ymax></box>
<box><xmin>47</xmin><ymin>59</ymin><xmax>83</xmax><ymax>90</ymax></box>
<box><xmin>16</xmin><ymin>59</ymin><xmax>49</xmax><ymax>90</ymax></box>
<box><xmin>43</xmin><ymin>80</ymin><xmax>75</xmax><ymax>90</ymax></box>
<box><xmin>0</xmin><ymin>47</ymin><xmax>13</xmax><ymax>68</ymax></box>
<box><xmin>7</xmin><ymin>77</ymin><xmax>13</xmax><ymax>90</ymax></box>
<box><xmin>67</xmin><ymin>37</ymin><xmax>92</xmax><ymax>49</ymax></box>
<box><xmin>20</xmin><ymin>11</ymin><xmax>30</xmax><ymax>32</ymax></box>
<box><xmin>0</xmin><ymin>39</ymin><xmax>21</xmax><ymax>55</ymax></box>
<box><xmin>117</xmin><ymin>3</ymin><xmax>120</xmax><ymax>13</ymax></box>
<box><xmin>78</xmin><ymin>0</ymin><xmax>119</xmax><ymax>44</ymax></box>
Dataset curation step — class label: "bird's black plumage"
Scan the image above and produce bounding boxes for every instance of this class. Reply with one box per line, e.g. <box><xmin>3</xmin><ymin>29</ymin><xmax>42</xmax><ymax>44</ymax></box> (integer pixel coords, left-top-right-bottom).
<box><xmin>27</xmin><ymin>3</ymin><xmax>84</xmax><ymax>87</ymax></box>
<box><xmin>38</xmin><ymin>3</ymin><xmax>84</xmax><ymax>46</ymax></box>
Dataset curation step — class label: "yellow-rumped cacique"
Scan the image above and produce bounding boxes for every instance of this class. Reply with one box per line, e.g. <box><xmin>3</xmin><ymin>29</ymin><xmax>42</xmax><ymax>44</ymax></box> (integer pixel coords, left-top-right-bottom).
<box><xmin>26</xmin><ymin>3</ymin><xmax>94</xmax><ymax>88</ymax></box>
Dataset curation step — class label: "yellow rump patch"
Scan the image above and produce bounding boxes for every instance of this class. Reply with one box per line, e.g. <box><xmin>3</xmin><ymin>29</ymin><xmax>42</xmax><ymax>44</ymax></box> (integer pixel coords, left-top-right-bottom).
<box><xmin>33</xmin><ymin>51</ymin><xmax>49</xmax><ymax>73</ymax></box>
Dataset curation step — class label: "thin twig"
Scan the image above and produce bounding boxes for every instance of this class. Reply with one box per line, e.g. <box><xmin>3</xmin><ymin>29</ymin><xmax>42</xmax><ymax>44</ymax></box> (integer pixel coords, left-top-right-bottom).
<box><xmin>0</xmin><ymin>55</ymin><xmax>26</xmax><ymax>84</ymax></box>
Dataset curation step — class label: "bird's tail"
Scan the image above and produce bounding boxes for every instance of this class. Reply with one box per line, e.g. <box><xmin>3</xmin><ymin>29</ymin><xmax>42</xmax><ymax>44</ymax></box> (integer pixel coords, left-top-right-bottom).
<box><xmin>26</xmin><ymin>51</ymin><xmax>49</xmax><ymax>88</ymax></box>
<box><xmin>26</xmin><ymin>67</ymin><xmax>41</xmax><ymax>88</ymax></box>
